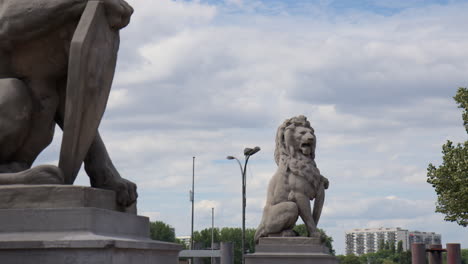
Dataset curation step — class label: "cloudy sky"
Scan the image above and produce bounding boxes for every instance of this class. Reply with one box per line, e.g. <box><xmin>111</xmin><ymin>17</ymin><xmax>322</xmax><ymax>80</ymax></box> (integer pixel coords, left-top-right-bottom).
<box><xmin>38</xmin><ymin>0</ymin><xmax>467</xmax><ymax>254</ymax></box>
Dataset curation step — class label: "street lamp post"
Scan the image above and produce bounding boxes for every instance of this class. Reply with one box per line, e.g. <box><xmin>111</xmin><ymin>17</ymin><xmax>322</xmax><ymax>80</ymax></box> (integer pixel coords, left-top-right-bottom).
<box><xmin>227</xmin><ymin>146</ymin><xmax>260</xmax><ymax>264</ymax></box>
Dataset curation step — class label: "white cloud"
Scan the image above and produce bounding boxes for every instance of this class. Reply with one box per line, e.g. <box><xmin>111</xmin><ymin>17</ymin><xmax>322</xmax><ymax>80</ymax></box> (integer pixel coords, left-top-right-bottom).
<box><xmin>141</xmin><ymin>211</ymin><xmax>162</xmax><ymax>221</ymax></box>
<box><xmin>195</xmin><ymin>200</ymin><xmax>220</xmax><ymax>211</ymax></box>
<box><xmin>107</xmin><ymin>89</ymin><xmax>132</xmax><ymax>109</ymax></box>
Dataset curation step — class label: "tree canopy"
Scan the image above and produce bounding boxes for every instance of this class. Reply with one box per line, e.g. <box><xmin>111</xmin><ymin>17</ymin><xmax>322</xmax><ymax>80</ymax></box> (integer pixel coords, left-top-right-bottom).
<box><xmin>293</xmin><ymin>224</ymin><xmax>335</xmax><ymax>255</ymax></box>
<box><xmin>338</xmin><ymin>245</ymin><xmax>411</xmax><ymax>264</ymax></box>
<box><xmin>427</xmin><ymin>87</ymin><xmax>468</xmax><ymax>227</ymax></box>
<box><xmin>192</xmin><ymin>227</ymin><xmax>255</xmax><ymax>264</ymax></box>
<box><xmin>149</xmin><ymin>221</ymin><xmax>176</xmax><ymax>242</ymax></box>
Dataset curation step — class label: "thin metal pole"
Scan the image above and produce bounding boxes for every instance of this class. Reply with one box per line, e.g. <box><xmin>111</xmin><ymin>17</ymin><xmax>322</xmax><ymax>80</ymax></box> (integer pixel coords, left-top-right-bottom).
<box><xmin>227</xmin><ymin>148</ymin><xmax>260</xmax><ymax>264</ymax></box>
<box><xmin>191</xmin><ymin>157</ymin><xmax>195</xmax><ymax>253</ymax></box>
<box><xmin>241</xmin><ymin>156</ymin><xmax>250</xmax><ymax>264</ymax></box>
<box><xmin>211</xmin><ymin>207</ymin><xmax>214</xmax><ymax>264</ymax></box>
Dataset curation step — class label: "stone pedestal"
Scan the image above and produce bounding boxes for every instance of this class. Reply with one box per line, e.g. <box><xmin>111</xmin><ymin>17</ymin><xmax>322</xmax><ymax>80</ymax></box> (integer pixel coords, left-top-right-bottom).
<box><xmin>245</xmin><ymin>237</ymin><xmax>338</xmax><ymax>264</ymax></box>
<box><xmin>0</xmin><ymin>185</ymin><xmax>182</xmax><ymax>264</ymax></box>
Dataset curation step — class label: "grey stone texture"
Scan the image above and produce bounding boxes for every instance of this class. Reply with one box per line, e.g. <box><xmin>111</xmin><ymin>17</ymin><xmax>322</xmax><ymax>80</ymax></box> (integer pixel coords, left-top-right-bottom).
<box><xmin>220</xmin><ymin>242</ymin><xmax>234</xmax><ymax>264</ymax></box>
<box><xmin>59</xmin><ymin>0</ymin><xmax>120</xmax><ymax>185</ymax></box>
<box><xmin>0</xmin><ymin>186</ymin><xmax>182</xmax><ymax>264</ymax></box>
<box><xmin>0</xmin><ymin>0</ymin><xmax>137</xmax><ymax>207</ymax></box>
<box><xmin>245</xmin><ymin>237</ymin><xmax>338</xmax><ymax>264</ymax></box>
<box><xmin>0</xmin><ymin>185</ymin><xmax>136</xmax><ymax>213</ymax></box>
<box><xmin>255</xmin><ymin>116</ymin><xmax>330</xmax><ymax>242</ymax></box>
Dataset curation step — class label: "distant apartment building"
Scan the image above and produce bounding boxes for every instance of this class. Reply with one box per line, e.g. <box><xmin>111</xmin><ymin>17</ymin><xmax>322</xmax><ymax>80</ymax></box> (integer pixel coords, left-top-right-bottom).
<box><xmin>408</xmin><ymin>231</ymin><xmax>441</xmax><ymax>246</ymax></box>
<box><xmin>345</xmin><ymin>227</ymin><xmax>441</xmax><ymax>256</ymax></box>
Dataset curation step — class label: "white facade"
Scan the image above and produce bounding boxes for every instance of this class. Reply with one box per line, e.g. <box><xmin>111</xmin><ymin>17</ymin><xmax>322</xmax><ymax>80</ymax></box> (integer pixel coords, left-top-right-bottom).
<box><xmin>408</xmin><ymin>231</ymin><xmax>441</xmax><ymax>246</ymax></box>
<box><xmin>345</xmin><ymin>227</ymin><xmax>409</xmax><ymax>255</ymax></box>
<box><xmin>345</xmin><ymin>227</ymin><xmax>442</xmax><ymax>256</ymax></box>
<box><xmin>177</xmin><ymin>236</ymin><xmax>191</xmax><ymax>248</ymax></box>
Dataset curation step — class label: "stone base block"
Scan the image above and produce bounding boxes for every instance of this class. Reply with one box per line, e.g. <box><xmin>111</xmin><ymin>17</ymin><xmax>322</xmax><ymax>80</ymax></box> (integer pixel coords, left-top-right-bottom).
<box><xmin>0</xmin><ymin>185</ymin><xmax>136</xmax><ymax>213</ymax></box>
<box><xmin>245</xmin><ymin>237</ymin><xmax>338</xmax><ymax>264</ymax></box>
<box><xmin>0</xmin><ymin>242</ymin><xmax>181</xmax><ymax>264</ymax></box>
<box><xmin>0</xmin><ymin>186</ymin><xmax>182</xmax><ymax>264</ymax></box>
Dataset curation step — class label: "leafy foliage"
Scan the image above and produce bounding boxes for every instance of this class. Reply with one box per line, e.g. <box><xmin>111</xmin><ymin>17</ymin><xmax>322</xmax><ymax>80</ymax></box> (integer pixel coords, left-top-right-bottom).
<box><xmin>149</xmin><ymin>221</ymin><xmax>176</xmax><ymax>242</ymax></box>
<box><xmin>192</xmin><ymin>227</ymin><xmax>256</xmax><ymax>264</ymax></box>
<box><xmin>427</xmin><ymin>87</ymin><xmax>468</xmax><ymax>227</ymax></box>
<box><xmin>149</xmin><ymin>221</ymin><xmax>188</xmax><ymax>248</ymax></box>
<box><xmin>396</xmin><ymin>241</ymin><xmax>403</xmax><ymax>254</ymax></box>
<box><xmin>338</xmin><ymin>254</ymin><xmax>361</xmax><ymax>264</ymax></box>
<box><xmin>338</xmin><ymin>247</ymin><xmax>411</xmax><ymax>264</ymax></box>
<box><xmin>293</xmin><ymin>224</ymin><xmax>336</xmax><ymax>255</ymax></box>
<box><xmin>462</xmin><ymin>248</ymin><xmax>468</xmax><ymax>264</ymax></box>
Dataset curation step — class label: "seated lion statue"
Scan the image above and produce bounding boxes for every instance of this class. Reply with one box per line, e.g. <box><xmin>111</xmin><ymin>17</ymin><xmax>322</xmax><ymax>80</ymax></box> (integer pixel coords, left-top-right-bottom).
<box><xmin>254</xmin><ymin>115</ymin><xmax>329</xmax><ymax>243</ymax></box>
<box><xmin>0</xmin><ymin>0</ymin><xmax>136</xmax><ymax>207</ymax></box>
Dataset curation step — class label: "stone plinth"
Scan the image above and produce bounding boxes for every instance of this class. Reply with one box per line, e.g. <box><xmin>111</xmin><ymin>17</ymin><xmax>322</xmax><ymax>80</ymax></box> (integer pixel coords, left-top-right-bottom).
<box><xmin>0</xmin><ymin>185</ymin><xmax>182</xmax><ymax>264</ymax></box>
<box><xmin>0</xmin><ymin>185</ymin><xmax>136</xmax><ymax>213</ymax></box>
<box><xmin>245</xmin><ymin>237</ymin><xmax>338</xmax><ymax>264</ymax></box>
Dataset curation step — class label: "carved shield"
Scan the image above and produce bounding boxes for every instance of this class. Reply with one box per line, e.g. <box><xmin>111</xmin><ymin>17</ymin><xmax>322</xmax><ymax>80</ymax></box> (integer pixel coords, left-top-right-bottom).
<box><xmin>59</xmin><ymin>1</ymin><xmax>119</xmax><ymax>184</ymax></box>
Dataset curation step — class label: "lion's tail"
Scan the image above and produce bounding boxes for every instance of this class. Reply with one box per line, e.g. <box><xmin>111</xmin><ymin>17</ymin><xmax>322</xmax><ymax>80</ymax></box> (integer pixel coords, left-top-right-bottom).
<box><xmin>254</xmin><ymin>207</ymin><xmax>269</xmax><ymax>244</ymax></box>
<box><xmin>312</xmin><ymin>185</ymin><xmax>325</xmax><ymax>226</ymax></box>
<box><xmin>254</xmin><ymin>222</ymin><xmax>266</xmax><ymax>244</ymax></box>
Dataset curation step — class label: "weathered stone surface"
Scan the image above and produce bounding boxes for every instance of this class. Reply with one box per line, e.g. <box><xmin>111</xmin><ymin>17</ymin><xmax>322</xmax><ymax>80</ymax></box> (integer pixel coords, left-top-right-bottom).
<box><xmin>254</xmin><ymin>237</ymin><xmax>328</xmax><ymax>254</ymax></box>
<box><xmin>0</xmin><ymin>185</ymin><xmax>135</xmax><ymax>213</ymax></box>
<box><xmin>0</xmin><ymin>208</ymin><xmax>146</xmax><ymax>237</ymax></box>
<box><xmin>59</xmin><ymin>0</ymin><xmax>119</xmax><ymax>184</ymax></box>
<box><xmin>0</xmin><ymin>0</ymin><xmax>137</xmax><ymax>207</ymax></box>
<box><xmin>0</xmin><ymin>206</ymin><xmax>182</xmax><ymax>264</ymax></box>
<box><xmin>0</xmin><ymin>247</ymin><xmax>181</xmax><ymax>264</ymax></box>
<box><xmin>255</xmin><ymin>115</ymin><xmax>329</xmax><ymax>242</ymax></box>
<box><xmin>245</xmin><ymin>237</ymin><xmax>338</xmax><ymax>264</ymax></box>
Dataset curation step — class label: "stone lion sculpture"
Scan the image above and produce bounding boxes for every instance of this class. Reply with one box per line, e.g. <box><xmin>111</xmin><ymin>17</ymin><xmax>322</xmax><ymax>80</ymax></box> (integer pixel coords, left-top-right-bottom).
<box><xmin>0</xmin><ymin>0</ymin><xmax>136</xmax><ymax>206</ymax></box>
<box><xmin>255</xmin><ymin>115</ymin><xmax>329</xmax><ymax>242</ymax></box>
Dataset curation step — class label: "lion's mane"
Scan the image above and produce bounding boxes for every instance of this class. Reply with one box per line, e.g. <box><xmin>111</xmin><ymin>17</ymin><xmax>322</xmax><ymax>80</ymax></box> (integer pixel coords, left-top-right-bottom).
<box><xmin>274</xmin><ymin>115</ymin><xmax>321</xmax><ymax>190</ymax></box>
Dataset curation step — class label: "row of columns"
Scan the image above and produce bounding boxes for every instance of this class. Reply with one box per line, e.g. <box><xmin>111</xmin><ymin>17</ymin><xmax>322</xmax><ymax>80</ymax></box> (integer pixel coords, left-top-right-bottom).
<box><xmin>412</xmin><ymin>243</ymin><xmax>461</xmax><ymax>264</ymax></box>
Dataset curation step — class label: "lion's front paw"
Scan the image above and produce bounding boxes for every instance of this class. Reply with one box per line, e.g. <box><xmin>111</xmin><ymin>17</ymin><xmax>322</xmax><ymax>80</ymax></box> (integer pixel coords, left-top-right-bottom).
<box><xmin>112</xmin><ymin>178</ymin><xmax>138</xmax><ymax>207</ymax></box>
<box><xmin>322</xmin><ymin>176</ymin><xmax>329</xmax><ymax>189</ymax></box>
<box><xmin>90</xmin><ymin>170</ymin><xmax>138</xmax><ymax>207</ymax></box>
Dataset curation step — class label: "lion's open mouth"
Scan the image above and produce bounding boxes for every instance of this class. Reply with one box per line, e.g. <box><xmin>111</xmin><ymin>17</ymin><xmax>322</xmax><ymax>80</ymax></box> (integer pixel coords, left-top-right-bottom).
<box><xmin>300</xmin><ymin>142</ymin><xmax>313</xmax><ymax>155</ymax></box>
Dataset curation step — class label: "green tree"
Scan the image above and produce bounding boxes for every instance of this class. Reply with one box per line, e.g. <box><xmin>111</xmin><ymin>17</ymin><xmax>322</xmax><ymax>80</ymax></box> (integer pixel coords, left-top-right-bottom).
<box><xmin>219</xmin><ymin>227</ymin><xmax>255</xmax><ymax>264</ymax></box>
<box><xmin>337</xmin><ymin>254</ymin><xmax>361</xmax><ymax>264</ymax></box>
<box><xmin>149</xmin><ymin>221</ymin><xmax>176</xmax><ymax>242</ymax></box>
<box><xmin>398</xmin><ymin>250</ymin><xmax>412</xmax><ymax>264</ymax></box>
<box><xmin>462</xmin><ymin>248</ymin><xmax>468</xmax><ymax>264</ymax></box>
<box><xmin>193</xmin><ymin>227</ymin><xmax>255</xmax><ymax>264</ymax></box>
<box><xmin>397</xmin><ymin>241</ymin><xmax>403</xmax><ymax>254</ymax></box>
<box><xmin>192</xmin><ymin>227</ymin><xmax>221</xmax><ymax>249</ymax></box>
<box><xmin>389</xmin><ymin>240</ymin><xmax>395</xmax><ymax>254</ymax></box>
<box><xmin>378</xmin><ymin>239</ymin><xmax>385</xmax><ymax>251</ymax></box>
<box><xmin>427</xmin><ymin>87</ymin><xmax>468</xmax><ymax>227</ymax></box>
<box><xmin>384</xmin><ymin>240</ymin><xmax>390</xmax><ymax>250</ymax></box>
<box><xmin>293</xmin><ymin>224</ymin><xmax>335</xmax><ymax>255</ymax></box>
<box><xmin>357</xmin><ymin>242</ymin><xmax>411</xmax><ymax>264</ymax></box>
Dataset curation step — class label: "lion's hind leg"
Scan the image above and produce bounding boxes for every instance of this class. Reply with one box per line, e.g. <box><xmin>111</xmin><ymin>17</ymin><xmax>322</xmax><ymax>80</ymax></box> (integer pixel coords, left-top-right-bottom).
<box><xmin>258</xmin><ymin>202</ymin><xmax>298</xmax><ymax>240</ymax></box>
<box><xmin>0</xmin><ymin>165</ymin><xmax>64</xmax><ymax>185</ymax></box>
<box><xmin>0</xmin><ymin>78</ymin><xmax>64</xmax><ymax>185</ymax></box>
<box><xmin>0</xmin><ymin>78</ymin><xmax>33</xmax><ymax>161</ymax></box>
